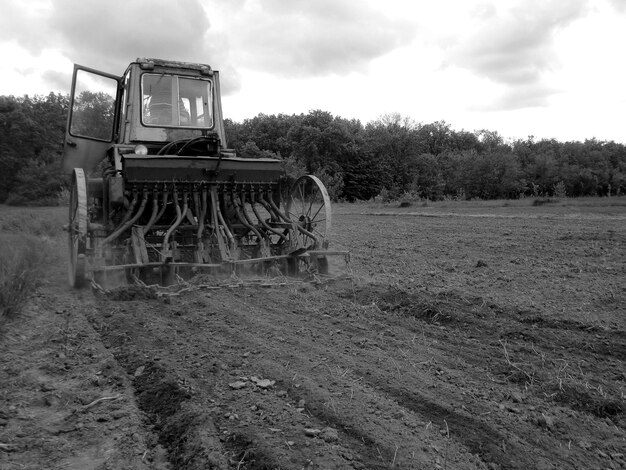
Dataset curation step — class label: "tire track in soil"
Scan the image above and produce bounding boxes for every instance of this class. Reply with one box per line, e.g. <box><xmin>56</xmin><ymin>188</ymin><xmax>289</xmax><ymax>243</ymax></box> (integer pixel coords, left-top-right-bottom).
<box><xmin>175</xmin><ymin>286</ymin><xmax>491</xmax><ymax>469</ymax></box>
<box><xmin>0</xmin><ymin>284</ymin><xmax>164</xmax><ymax>470</ymax></box>
<box><xmin>89</xmin><ymin>303</ymin><xmax>313</xmax><ymax>469</ymax></box>
<box><xmin>221</xmin><ymin>283</ymin><xmax>615</xmax><ymax>469</ymax></box>
<box><xmin>373</xmin><ymin>385</ymin><xmax>538</xmax><ymax>469</ymax></box>
<box><xmin>87</xmin><ymin>280</ymin><xmax>624</xmax><ymax>469</ymax></box>
<box><xmin>353</xmin><ymin>285</ymin><xmax>625</xmax><ymax>419</ymax></box>
<box><xmin>88</xmin><ymin>285</ymin><xmax>486</xmax><ymax>469</ymax></box>
<box><xmin>88</xmin><ymin>313</ymin><xmax>232</xmax><ymax>469</ymax></box>
<box><xmin>201</xmin><ymin>286</ymin><xmax>508</xmax><ymax>470</ymax></box>
<box><xmin>347</xmin><ymin>284</ymin><xmax>625</xmax><ymax>468</ymax></box>
<box><xmin>88</xmin><ymin>288</ymin><xmax>390</xmax><ymax>469</ymax></box>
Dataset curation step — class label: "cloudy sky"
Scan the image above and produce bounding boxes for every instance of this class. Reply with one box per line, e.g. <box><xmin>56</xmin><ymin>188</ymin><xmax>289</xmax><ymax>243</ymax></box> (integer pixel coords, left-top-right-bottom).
<box><xmin>1</xmin><ymin>0</ymin><xmax>625</xmax><ymax>143</ymax></box>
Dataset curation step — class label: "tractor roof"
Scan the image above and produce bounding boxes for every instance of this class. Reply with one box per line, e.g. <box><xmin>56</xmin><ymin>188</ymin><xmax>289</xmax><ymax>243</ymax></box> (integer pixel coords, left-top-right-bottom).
<box><xmin>134</xmin><ymin>58</ymin><xmax>214</xmax><ymax>74</ymax></box>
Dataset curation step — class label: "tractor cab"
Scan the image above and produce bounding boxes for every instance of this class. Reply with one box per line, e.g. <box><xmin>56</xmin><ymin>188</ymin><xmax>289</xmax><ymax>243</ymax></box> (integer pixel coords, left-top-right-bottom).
<box><xmin>63</xmin><ymin>58</ymin><xmax>228</xmax><ymax>173</ymax></box>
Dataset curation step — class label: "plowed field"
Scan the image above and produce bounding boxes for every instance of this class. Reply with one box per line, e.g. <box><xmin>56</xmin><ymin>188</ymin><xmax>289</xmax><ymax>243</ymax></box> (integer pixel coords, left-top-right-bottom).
<box><xmin>1</xmin><ymin>198</ymin><xmax>624</xmax><ymax>469</ymax></box>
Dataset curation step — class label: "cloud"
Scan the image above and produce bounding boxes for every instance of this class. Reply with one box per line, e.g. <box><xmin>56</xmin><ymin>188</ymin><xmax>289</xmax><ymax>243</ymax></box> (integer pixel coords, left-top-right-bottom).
<box><xmin>216</xmin><ymin>64</ymin><xmax>242</xmax><ymax>96</ymax></box>
<box><xmin>48</xmin><ymin>0</ymin><xmax>213</xmax><ymax>70</ymax></box>
<box><xmin>0</xmin><ymin>0</ymin><xmax>57</xmax><ymax>51</ymax></box>
<box><xmin>1</xmin><ymin>0</ymin><xmax>415</xmax><ymax>95</ymax></box>
<box><xmin>1</xmin><ymin>0</ymin><xmax>240</xmax><ymax>93</ymax></box>
<box><xmin>444</xmin><ymin>0</ymin><xmax>589</xmax><ymax>108</ymax></box>
<box><xmin>221</xmin><ymin>0</ymin><xmax>417</xmax><ymax>77</ymax></box>
<box><xmin>608</xmin><ymin>0</ymin><xmax>626</xmax><ymax>13</ymax></box>
<box><xmin>41</xmin><ymin>69</ymin><xmax>72</xmax><ymax>93</ymax></box>
<box><xmin>474</xmin><ymin>83</ymin><xmax>560</xmax><ymax>111</ymax></box>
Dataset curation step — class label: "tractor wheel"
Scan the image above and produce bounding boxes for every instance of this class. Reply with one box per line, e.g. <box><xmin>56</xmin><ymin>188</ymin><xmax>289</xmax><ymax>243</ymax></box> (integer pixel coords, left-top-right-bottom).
<box><xmin>68</xmin><ymin>168</ymin><xmax>88</xmax><ymax>288</ymax></box>
<box><xmin>286</xmin><ymin>175</ymin><xmax>331</xmax><ymax>274</ymax></box>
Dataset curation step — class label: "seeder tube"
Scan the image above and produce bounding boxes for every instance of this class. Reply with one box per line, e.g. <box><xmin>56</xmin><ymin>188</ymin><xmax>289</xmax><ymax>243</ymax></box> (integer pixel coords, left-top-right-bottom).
<box><xmin>232</xmin><ymin>192</ymin><xmax>263</xmax><ymax>242</ymax></box>
<box><xmin>163</xmin><ymin>190</ymin><xmax>185</xmax><ymax>248</ymax></box>
<box><xmin>103</xmin><ymin>189</ymin><xmax>148</xmax><ymax>244</ymax></box>
<box><xmin>215</xmin><ymin>194</ymin><xmax>237</xmax><ymax>253</ymax></box>
<box><xmin>144</xmin><ymin>189</ymin><xmax>168</xmax><ymax>233</ymax></box>
<box><xmin>144</xmin><ymin>192</ymin><xmax>159</xmax><ymax>229</ymax></box>
<box><xmin>196</xmin><ymin>187</ymin><xmax>208</xmax><ymax>240</ymax></box>
<box><xmin>250</xmin><ymin>191</ymin><xmax>288</xmax><ymax>243</ymax></box>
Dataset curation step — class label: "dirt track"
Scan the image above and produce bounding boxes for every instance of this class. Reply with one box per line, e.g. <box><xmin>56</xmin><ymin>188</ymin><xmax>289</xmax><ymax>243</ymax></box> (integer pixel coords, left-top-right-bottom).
<box><xmin>1</xmin><ymin>199</ymin><xmax>625</xmax><ymax>469</ymax></box>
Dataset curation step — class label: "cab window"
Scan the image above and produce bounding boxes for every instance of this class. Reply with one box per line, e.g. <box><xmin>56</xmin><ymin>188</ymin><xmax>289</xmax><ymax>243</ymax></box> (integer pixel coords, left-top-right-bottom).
<box><xmin>141</xmin><ymin>74</ymin><xmax>213</xmax><ymax>128</ymax></box>
<box><xmin>69</xmin><ymin>69</ymin><xmax>117</xmax><ymax>141</ymax></box>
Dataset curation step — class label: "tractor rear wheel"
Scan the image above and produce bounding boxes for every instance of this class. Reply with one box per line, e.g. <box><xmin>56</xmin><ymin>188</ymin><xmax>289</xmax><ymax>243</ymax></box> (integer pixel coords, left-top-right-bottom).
<box><xmin>68</xmin><ymin>168</ymin><xmax>88</xmax><ymax>288</ymax></box>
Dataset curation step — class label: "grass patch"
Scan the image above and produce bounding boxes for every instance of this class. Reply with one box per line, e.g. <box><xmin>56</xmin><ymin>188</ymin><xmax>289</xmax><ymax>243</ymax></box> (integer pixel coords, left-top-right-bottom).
<box><xmin>0</xmin><ymin>206</ymin><xmax>65</xmax><ymax>237</ymax></box>
<box><xmin>0</xmin><ymin>206</ymin><xmax>66</xmax><ymax>324</ymax></box>
<box><xmin>0</xmin><ymin>234</ymin><xmax>49</xmax><ymax>321</ymax></box>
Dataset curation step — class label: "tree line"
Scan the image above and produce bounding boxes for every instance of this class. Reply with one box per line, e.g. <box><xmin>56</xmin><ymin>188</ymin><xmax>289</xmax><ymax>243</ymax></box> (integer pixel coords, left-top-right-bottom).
<box><xmin>225</xmin><ymin>111</ymin><xmax>626</xmax><ymax>201</ymax></box>
<box><xmin>1</xmin><ymin>93</ymin><xmax>625</xmax><ymax>205</ymax></box>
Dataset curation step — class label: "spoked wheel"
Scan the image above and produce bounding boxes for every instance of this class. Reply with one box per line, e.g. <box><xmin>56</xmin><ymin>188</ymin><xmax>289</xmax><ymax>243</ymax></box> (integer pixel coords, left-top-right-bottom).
<box><xmin>286</xmin><ymin>175</ymin><xmax>332</xmax><ymax>274</ymax></box>
<box><xmin>68</xmin><ymin>168</ymin><xmax>88</xmax><ymax>288</ymax></box>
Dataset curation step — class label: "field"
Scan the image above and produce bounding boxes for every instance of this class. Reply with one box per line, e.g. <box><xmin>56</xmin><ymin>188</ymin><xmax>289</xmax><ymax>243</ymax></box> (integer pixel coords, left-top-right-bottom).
<box><xmin>0</xmin><ymin>198</ymin><xmax>624</xmax><ymax>469</ymax></box>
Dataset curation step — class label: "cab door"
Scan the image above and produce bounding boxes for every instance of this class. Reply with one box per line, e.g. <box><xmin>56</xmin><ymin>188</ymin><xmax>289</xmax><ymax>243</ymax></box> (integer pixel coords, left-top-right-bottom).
<box><xmin>62</xmin><ymin>65</ymin><xmax>121</xmax><ymax>173</ymax></box>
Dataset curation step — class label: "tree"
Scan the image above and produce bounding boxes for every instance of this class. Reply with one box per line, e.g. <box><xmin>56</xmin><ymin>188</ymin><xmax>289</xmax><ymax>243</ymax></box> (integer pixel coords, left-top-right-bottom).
<box><xmin>364</xmin><ymin>113</ymin><xmax>422</xmax><ymax>196</ymax></box>
<box><xmin>340</xmin><ymin>152</ymin><xmax>382</xmax><ymax>201</ymax></box>
<box><xmin>414</xmin><ymin>121</ymin><xmax>451</xmax><ymax>156</ymax></box>
<box><xmin>0</xmin><ymin>93</ymin><xmax>69</xmax><ymax>204</ymax></box>
<box><xmin>238</xmin><ymin>141</ymin><xmax>279</xmax><ymax>160</ymax></box>
<box><xmin>406</xmin><ymin>153</ymin><xmax>445</xmax><ymax>200</ymax></box>
<box><xmin>474</xmin><ymin>129</ymin><xmax>508</xmax><ymax>153</ymax></box>
<box><xmin>470</xmin><ymin>151</ymin><xmax>523</xmax><ymax>199</ymax></box>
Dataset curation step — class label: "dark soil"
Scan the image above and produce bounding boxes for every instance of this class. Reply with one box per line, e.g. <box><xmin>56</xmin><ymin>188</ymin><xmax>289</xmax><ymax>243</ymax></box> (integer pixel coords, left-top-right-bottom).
<box><xmin>1</xmin><ymin>199</ymin><xmax>625</xmax><ymax>469</ymax></box>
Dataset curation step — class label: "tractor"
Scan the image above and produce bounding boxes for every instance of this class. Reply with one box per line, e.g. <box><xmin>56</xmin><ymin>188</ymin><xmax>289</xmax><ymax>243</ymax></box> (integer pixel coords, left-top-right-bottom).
<box><xmin>63</xmin><ymin>58</ymin><xmax>346</xmax><ymax>287</ymax></box>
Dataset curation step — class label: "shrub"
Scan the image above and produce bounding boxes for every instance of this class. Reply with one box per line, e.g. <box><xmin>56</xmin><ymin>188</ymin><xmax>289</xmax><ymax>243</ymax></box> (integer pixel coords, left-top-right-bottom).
<box><xmin>532</xmin><ymin>198</ymin><xmax>557</xmax><ymax>206</ymax></box>
<box><xmin>5</xmin><ymin>159</ymin><xmax>68</xmax><ymax>206</ymax></box>
<box><xmin>553</xmin><ymin>180</ymin><xmax>567</xmax><ymax>198</ymax></box>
